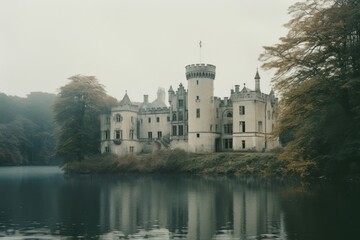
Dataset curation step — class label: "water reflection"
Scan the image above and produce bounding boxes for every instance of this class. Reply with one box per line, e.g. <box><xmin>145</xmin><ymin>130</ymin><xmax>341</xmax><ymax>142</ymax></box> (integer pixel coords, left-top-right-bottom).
<box><xmin>0</xmin><ymin>167</ymin><xmax>359</xmax><ymax>240</ymax></box>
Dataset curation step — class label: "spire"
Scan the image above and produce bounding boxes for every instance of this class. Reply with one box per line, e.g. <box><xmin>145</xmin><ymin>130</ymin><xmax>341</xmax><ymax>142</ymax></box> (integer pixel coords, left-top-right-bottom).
<box><xmin>119</xmin><ymin>92</ymin><xmax>132</xmax><ymax>106</ymax></box>
<box><xmin>255</xmin><ymin>68</ymin><xmax>260</xmax><ymax>79</ymax></box>
<box><xmin>254</xmin><ymin>68</ymin><xmax>261</xmax><ymax>92</ymax></box>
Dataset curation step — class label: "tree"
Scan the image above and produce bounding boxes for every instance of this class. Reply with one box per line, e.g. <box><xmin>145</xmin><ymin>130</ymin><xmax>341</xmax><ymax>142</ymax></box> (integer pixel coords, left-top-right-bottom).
<box><xmin>53</xmin><ymin>75</ymin><xmax>116</xmax><ymax>162</ymax></box>
<box><xmin>260</xmin><ymin>0</ymin><xmax>360</xmax><ymax>176</ymax></box>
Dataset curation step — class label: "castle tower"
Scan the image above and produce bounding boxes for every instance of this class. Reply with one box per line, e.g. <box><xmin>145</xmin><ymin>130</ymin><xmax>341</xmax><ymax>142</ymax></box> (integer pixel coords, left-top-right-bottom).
<box><xmin>186</xmin><ymin>63</ymin><xmax>218</xmax><ymax>152</ymax></box>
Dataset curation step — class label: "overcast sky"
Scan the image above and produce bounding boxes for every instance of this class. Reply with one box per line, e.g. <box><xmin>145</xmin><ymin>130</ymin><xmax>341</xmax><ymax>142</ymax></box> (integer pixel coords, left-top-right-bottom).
<box><xmin>0</xmin><ymin>0</ymin><xmax>298</xmax><ymax>102</ymax></box>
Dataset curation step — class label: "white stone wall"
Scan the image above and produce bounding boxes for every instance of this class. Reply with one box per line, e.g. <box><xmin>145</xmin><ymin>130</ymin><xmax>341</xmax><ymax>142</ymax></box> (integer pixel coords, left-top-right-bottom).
<box><xmin>187</xmin><ymin>64</ymin><xmax>217</xmax><ymax>152</ymax></box>
<box><xmin>138</xmin><ymin>112</ymin><xmax>170</xmax><ymax>140</ymax></box>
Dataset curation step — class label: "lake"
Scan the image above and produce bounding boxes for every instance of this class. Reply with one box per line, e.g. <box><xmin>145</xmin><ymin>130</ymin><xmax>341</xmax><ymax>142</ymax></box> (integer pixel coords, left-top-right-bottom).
<box><xmin>0</xmin><ymin>166</ymin><xmax>359</xmax><ymax>240</ymax></box>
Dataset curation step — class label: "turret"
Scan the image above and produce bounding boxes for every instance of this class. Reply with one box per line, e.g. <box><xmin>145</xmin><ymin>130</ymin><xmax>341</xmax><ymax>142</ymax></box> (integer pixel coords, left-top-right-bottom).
<box><xmin>255</xmin><ymin>69</ymin><xmax>261</xmax><ymax>92</ymax></box>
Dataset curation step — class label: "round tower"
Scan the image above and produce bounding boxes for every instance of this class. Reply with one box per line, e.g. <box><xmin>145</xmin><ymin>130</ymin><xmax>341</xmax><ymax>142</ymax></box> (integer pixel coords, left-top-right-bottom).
<box><xmin>186</xmin><ymin>63</ymin><xmax>217</xmax><ymax>152</ymax></box>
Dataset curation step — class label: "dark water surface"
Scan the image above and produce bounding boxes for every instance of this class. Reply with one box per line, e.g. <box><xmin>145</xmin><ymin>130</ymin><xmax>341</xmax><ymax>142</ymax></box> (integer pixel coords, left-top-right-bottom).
<box><xmin>0</xmin><ymin>166</ymin><xmax>359</xmax><ymax>240</ymax></box>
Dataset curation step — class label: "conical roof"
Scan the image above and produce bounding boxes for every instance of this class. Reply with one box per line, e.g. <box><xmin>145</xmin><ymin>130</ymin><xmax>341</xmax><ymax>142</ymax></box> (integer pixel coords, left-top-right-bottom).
<box><xmin>119</xmin><ymin>92</ymin><xmax>132</xmax><ymax>106</ymax></box>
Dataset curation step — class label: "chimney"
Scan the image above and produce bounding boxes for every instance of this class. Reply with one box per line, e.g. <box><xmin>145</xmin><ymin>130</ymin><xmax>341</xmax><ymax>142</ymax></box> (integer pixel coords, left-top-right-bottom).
<box><xmin>144</xmin><ymin>95</ymin><xmax>148</xmax><ymax>104</ymax></box>
<box><xmin>235</xmin><ymin>85</ymin><xmax>240</xmax><ymax>92</ymax></box>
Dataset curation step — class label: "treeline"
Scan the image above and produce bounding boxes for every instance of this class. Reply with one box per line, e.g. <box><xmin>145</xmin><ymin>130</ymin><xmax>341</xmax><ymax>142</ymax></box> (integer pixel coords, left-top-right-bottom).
<box><xmin>0</xmin><ymin>92</ymin><xmax>58</xmax><ymax>165</ymax></box>
<box><xmin>261</xmin><ymin>0</ymin><xmax>360</xmax><ymax>177</ymax></box>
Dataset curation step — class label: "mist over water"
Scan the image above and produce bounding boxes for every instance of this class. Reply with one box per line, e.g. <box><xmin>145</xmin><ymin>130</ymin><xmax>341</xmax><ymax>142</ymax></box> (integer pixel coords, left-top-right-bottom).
<box><xmin>0</xmin><ymin>166</ymin><xmax>359</xmax><ymax>240</ymax></box>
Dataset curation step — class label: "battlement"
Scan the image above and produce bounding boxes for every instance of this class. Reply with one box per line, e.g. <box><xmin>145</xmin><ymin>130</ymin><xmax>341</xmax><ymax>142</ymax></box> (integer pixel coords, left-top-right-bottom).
<box><xmin>185</xmin><ymin>63</ymin><xmax>216</xmax><ymax>80</ymax></box>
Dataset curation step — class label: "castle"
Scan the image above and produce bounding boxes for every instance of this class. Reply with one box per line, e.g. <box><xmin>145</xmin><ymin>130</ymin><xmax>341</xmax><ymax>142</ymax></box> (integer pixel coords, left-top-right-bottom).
<box><xmin>100</xmin><ymin>63</ymin><xmax>279</xmax><ymax>155</ymax></box>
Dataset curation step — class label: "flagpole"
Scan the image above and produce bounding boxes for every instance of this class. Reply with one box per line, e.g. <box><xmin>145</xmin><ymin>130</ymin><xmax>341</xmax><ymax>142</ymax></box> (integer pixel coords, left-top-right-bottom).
<box><xmin>199</xmin><ymin>41</ymin><xmax>202</xmax><ymax>63</ymax></box>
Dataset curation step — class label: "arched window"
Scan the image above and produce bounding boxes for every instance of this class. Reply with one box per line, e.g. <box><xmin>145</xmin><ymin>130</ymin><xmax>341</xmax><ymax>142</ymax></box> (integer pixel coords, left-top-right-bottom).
<box><xmin>172</xmin><ymin>113</ymin><xmax>177</xmax><ymax>121</ymax></box>
<box><xmin>227</xmin><ymin>112</ymin><xmax>233</xmax><ymax>118</ymax></box>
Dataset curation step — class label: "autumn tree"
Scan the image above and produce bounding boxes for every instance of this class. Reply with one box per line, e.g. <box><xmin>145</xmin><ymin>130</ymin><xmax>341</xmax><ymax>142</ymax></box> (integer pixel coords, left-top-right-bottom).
<box><xmin>53</xmin><ymin>75</ymin><xmax>117</xmax><ymax>162</ymax></box>
<box><xmin>260</xmin><ymin>0</ymin><xmax>360</xmax><ymax>176</ymax></box>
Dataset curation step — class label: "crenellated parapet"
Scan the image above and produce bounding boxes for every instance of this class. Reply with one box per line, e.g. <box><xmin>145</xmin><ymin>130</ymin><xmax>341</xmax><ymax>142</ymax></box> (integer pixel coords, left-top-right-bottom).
<box><xmin>139</xmin><ymin>106</ymin><xmax>170</xmax><ymax>114</ymax></box>
<box><xmin>185</xmin><ymin>64</ymin><xmax>216</xmax><ymax>80</ymax></box>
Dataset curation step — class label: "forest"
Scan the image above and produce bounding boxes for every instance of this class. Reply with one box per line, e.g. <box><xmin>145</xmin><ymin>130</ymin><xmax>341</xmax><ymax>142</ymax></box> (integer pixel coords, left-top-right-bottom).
<box><xmin>0</xmin><ymin>92</ymin><xmax>58</xmax><ymax>165</ymax></box>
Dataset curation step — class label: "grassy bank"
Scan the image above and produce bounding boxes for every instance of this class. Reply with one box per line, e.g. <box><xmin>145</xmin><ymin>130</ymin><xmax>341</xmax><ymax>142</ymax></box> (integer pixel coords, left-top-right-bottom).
<box><xmin>62</xmin><ymin>149</ymin><xmax>315</xmax><ymax>177</ymax></box>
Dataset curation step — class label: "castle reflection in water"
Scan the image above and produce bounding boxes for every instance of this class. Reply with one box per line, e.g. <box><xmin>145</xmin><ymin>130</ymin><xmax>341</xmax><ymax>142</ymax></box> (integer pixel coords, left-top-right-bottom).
<box><xmin>98</xmin><ymin>176</ymin><xmax>287</xmax><ymax>239</ymax></box>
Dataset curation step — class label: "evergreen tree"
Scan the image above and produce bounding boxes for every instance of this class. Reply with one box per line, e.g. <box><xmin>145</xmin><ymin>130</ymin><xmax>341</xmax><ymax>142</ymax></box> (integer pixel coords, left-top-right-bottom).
<box><xmin>260</xmin><ymin>0</ymin><xmax>360</xmax><ymax>176</ymax></box>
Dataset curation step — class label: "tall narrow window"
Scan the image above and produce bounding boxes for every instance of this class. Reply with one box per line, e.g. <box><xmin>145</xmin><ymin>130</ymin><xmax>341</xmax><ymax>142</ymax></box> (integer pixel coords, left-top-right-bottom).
<box><xmin>178</xmin><ymin>112</ymin><xmax>184</xmax><ymax>121</ymax></box>
<box><xmin>196</xmin><ymin>108</ymin><xmax>200</xmax><ymax>118</ymax></box>
<box><xmin>148</xmin><ymin>132</ymin><xmax>152</xmax><ymax>139</ymax></box>
<box><xmin>148</xmin><ymin>117</ymin><xmax>151</xmax><ymax>123</ymax></box>
<box><xmin>105</xmin><ymin>146</ymin><xmax>110</xmax><ymax>153</ymax></box>
<box><xmin>172</xmin><ymin>125</ymin><xmax>177</xmax><ymax>136</ymax></box>
<box><xmin>115</xmin><ymin>130</ymin><xmax>122</xmax><ymax>140</ymax></box>
<box><xmin>129</xmin><ymin>146</ymin><xmax>134</xmax><ymax>153</ymax></box>
<box><xmin>239</xmin><ymin>121</ymin><xmax>246</xmax><ymax>132</ymax></box>
<box><xmin>104</xmin><ymin>130</ymin><xmax>110</xmax><ymax>140</ymax></box>
<box><xmin>224</xmin><ymin>139</ymin><xmax>233</xmax><ymax>149</ymax></box>
<box><xmin>239</xmin><ymin>106</ymin><xmax>245</xmax><ymax>115</ymax></box>
<box><xmin>129</xmin><ymin>129</ymin><xmax>134</xmax><ymax>140</ymax></box>
<box><xmin>157</xmin><ymin>117</ymin><xmax>160</xmax><ymax>123</ymax></box>
<box><xmin>179</xmin><ymin>125</ymin><xmax>184</xmax><ymax>136</ymax></box>
<box><xmin>157</xmin><ymin>131</ymin><xmax>162</xmax><ymax>138</ymax></box>
<box><xmin>258</xmin><ymin>121</ymin><xmax>263</xmax><ymax>132</ymax></box>
<box><xmin>242</xmin><ymin>140</ymin><xmax>246</xmax><ymax>149</ymax></box>
<box><xmin>172</xmin><ymin>113</ymin><xmax>177</xmax><ymax>121</ymax></box>
<box><xmin>178</xmin><ymin>99</ymin><xmax>184</xmax><ymax>108</ymax></box>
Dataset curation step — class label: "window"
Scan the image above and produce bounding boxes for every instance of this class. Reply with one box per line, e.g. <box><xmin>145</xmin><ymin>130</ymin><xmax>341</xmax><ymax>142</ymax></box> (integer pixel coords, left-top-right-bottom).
<box><xmin>129</xmin><ymin>129</ymin><xmax>134</xmax><ymax>140</ymax></box>
<box><xmin>115</xmin><ymin>130</ymin><xmax>122</xmax><ymax>140</ymax></box>
<box><xmin>210</xmin><ymin>124</ymin><xmax>212</xmax><ymax>132</ymax></box>
<box><xmin>196</xmin><ymin>96</ymin><xmax>200</xmax><ymax>101</ymax></box>
<box><xmin>178</xmin><ymin>99</ymin><xmax>184</xmax><ymax>108</ymax></box>
<box><xmin>239</xmin><ymin>106</ymin><xmax>245</xmax><ymax>115</ymax></box>
<box><xmin>172</xmin><ymin>113</ymin><xmax>177</xmax><ymax>121</ymax></box>
<box><xmin>224</xmin><ymin>124</ymin><xmax>233</xmax><ymax>134</ymax></box>
<box><xmin>148</xmin><ymin>132</ymin><xmax>152</xmax><ymax>139</ymax></box>
<box><xmin>167</xmin><ymin>116</ymin><xmax>170</xmax><ymax>122</ymax></box>
<box><xmin>116</xmin><ymin>114</ymin><xmax>122</xmax><ymax>122</ymax></box>
<box><xmin>258</xmin><ymin>121</ymin><xmax>263</xmax><ymax>132</ymax></box>
<box><xmin>157</xmin><ymin>117</ymin><xmax>160</xmax><ymax>123</ymax></box>
<box><xmin>242</xmin><ymin>140</ymin><xmax>246</xmax><ymax>149</ymax></box>
<box><xmin>105</xmin><ymin>146</ymin><xmax>110</xmax><ymax>153</ymax></box>
<box><xmin>106</xmin><ymin>117</ymin><xmax>110</xmax><ymax>124</ymax></box>
<box><xmin>216</xmin><ymin>108</ymin><xmax>219</xmax><ymax>118</ymax></box>
<box><xmin>104</xmin><ymin>130</ymin><xmax>110</xmax><ymax>140</ymax></box>
<box><xmin>179</xmin><ymin>125</ymin><xmax>184</xmax><ymax>136</ymax></box>
<box><xmin>129</xmin><ymin>146</ymin><xmax>134</xmax><ymax>153</ymax></box>
<box><xmin>197</xmin><ymin>80</ymin><xmax>199</xmax><ymax>85</ymax></box>
<box><xmin>172</xmin><ymin>125</ymin><xmax>177</xmax><ymax>136</ymax></box>
<box><xmin>148</xmin><ymin>117</ymin><xmax>151</xmax><ymax>123</ymax></box>
<box><xmin>224</xmin><ymin>139</ymin><xmax>233</xmax><ymax>149</ymax></box>
<box><xmin>157</xmin><ymin>131</ymin><xmax>162</xmax><ymax>138</ymax></box>
<box><xmin>215</xmin><ymin>124</ymin><xmax>218</xmax><ymax>132</ymax></box>
<box><xmin>268</xmin><ymin>110</ymin><xmax>271</xmax><ymax>120</ymax></box>
<box><xmin>196</xmin><ymin>108</ymin><xmax>200</xmax><ymax>118</ymax></box>
<box><xmin>197</xmin><ymin>133</ymin><xmax>200</xmax><ymax>138</ymax></box>
<box><xmin>239</xmin><ymin>121</ymin><xmax>246</xmax><ymax>132</ymax></box>
<box><xmin>227</xmin><ymin>112</ymin><xmax>233</xmax><ymax>118</ymax></box>
<box><xmin>178</xmin><ymin>112</ymin><xmax>184</xmax><ymax>121</ymax></box>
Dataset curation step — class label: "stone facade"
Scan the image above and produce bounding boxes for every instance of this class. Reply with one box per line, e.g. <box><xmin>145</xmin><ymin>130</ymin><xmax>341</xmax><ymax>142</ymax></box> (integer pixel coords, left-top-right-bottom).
<box><xmin>100</xmin><ymin>63</ymin><xmax>279</xmax><ymax>155</ymax></box>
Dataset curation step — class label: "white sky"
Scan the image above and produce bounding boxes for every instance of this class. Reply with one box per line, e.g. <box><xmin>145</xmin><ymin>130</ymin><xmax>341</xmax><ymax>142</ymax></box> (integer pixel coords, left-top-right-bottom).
<box><xmin>0</xmin><ymin>0</ymin><xmax>298</xmax><ymax>102</ymax></box>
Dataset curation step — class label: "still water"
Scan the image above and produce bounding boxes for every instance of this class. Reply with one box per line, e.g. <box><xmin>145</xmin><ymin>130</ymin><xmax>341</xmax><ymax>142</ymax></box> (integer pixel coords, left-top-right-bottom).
<box><xmin>0</xmin><ymin>166</ymin><xmax>359</xmax><ymax>240</ymax></box>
